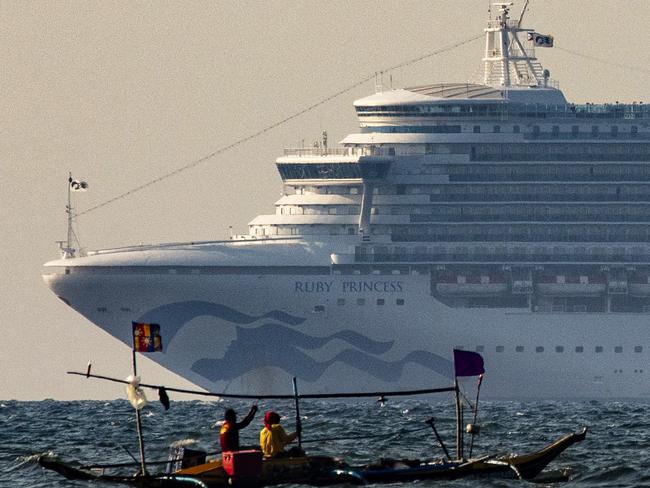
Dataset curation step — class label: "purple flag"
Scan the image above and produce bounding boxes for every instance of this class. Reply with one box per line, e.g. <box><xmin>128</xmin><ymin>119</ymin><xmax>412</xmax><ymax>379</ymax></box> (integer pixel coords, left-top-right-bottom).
<box><xmin>453</xmin><ymin>349</ymin><xmax>485</xmax><ymax>377</ymax></box>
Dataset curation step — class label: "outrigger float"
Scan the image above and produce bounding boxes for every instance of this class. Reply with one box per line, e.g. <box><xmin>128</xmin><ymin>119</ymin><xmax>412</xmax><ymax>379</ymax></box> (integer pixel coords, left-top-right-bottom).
<box><xmin>39</xmin><ymin>347</ymin><xmax>586</xmax><ymax>486</ymax></box>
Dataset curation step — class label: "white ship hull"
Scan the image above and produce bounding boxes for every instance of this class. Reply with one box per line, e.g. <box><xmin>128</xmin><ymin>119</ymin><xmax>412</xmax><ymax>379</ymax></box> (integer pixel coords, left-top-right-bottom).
<box><xmin>43</xmin><ymin>254</ymin><xmax>650</xmax><ymax>398</ymax></box>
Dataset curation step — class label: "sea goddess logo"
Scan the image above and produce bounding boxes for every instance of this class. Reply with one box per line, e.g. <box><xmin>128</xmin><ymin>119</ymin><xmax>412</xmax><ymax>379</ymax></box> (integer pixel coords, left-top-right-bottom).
<box><xmin>294</xmin><ymin>280</ymin><xmax>403</xmax><ymax>293</ymax></box>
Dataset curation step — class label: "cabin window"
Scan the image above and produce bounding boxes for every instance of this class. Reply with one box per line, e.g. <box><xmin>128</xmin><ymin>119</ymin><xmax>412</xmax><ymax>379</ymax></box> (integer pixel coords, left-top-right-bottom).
<box><xmin>473</xmin><ymin>125</ymin><xmax>481</xmax><ymax>133</ymax></box>
<box><xmin>337</xmin><ymin>299</ymin><xmax>345</xmax><ymax>306</ymax></box>
<box><xmin>377</xmin><ymin>298</ymin><xmax>385</xmax><ymax>306</ymax></box>
<box><xmin>595</xmin><ymin>346</ymin><xmax>603</xmax><ymax>353</ymax></box>
<box><xmin>496</xmin><ymin>346</ymin><xmax>504</xmax><ymax>353</ymax></box>
<box><xmin>476</xmin><ymin>345</ymin><xmax>485</xmax><ymax>352</ymax></box>
<box><xmin>631</xmin><ymin>126</ymin><xmax>638</xmax><ymax>137</ymax></box>
<box><xmin>396</xmin><ymin>298</ymin><xmax>405</xmax><ymax>305</ymax></box>
<box><xmin>635</xmin><ymin>346</ymin><xmax>643</xmax><ymax>353</ymax></box>
<box><xmin>513</xmin><ymin>125</ymin><xmax>520</xmax><ymax>134</ymax></box>
<box><xmin>614</xmin><ymin>346</ymin><xmax>623</xmax><ymax>353</ymax></box>
<box><xmin>516</xmin><ymin>346</ymin><xmax>524</xmax><ymax>352</ymax></box>
<box><xmin>555</xmin><ymin>346</ymin><xmax>564</xmax><ymax>353</ymax></box>
<box><xmin>575</xmin><ymin>346</ymin><xmax>584</xmax><ymax>353</ymax></box>
<box><xmin>314</xmin><ymin>305</ymin><xmax>325</xmax><ymax>312</ymax></box>
<box><xmin>356</xmin><ymin>298</ymin><xmax>365</xmax><ymax>306</ymax></box>
<box><xmin>571</xmin><ymin>125</ymin><xmax>579</xmax><ymax>137</ymax></box>
<box><xmin>494</xmin><ymin>125</ymin><xmax>501</xmax><ymax>133</ymax></box>
<box><xmin>536</xmin><ymin>346</ymin><xmax>544</xmax><ymax>353</ymax></box>
<box><xmin>552</xmin><ymin>126</ymin><xmax>559</xmax><ymax>138</ymax></box>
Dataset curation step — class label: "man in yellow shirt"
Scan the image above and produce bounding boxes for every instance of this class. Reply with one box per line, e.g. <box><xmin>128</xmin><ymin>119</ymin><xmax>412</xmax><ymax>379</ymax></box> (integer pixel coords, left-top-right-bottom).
<box><xmin>259</xmin><ymin>411</ymin><xmax>300</xmax><ymax>457</ymax></box>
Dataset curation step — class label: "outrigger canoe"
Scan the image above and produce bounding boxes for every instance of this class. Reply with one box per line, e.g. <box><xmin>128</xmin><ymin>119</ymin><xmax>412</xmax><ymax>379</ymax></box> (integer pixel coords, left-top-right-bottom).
<box><xmin>38</xmin><ymin>426</ymin><xmax>586</xmax><ymax>486</ymax></box>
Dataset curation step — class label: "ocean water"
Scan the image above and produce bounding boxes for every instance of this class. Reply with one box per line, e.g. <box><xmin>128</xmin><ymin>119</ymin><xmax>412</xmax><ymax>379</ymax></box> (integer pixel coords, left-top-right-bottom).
<box><xmin>3</xmin><ymin>398</ymin><xmax>650</xmax><ymax>487</ymax></box>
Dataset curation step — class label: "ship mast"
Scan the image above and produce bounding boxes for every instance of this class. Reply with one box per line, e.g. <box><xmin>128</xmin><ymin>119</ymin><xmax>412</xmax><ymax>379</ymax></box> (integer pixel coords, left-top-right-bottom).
<box><xmin>58</xmin><ymin>173</ymin><xmax>87</xmax><ymax>259</ymax></box>
<box><xmin>482</xmin><ymin>2</ymin><xmax>544</xmax><ymax>88</ymax></box>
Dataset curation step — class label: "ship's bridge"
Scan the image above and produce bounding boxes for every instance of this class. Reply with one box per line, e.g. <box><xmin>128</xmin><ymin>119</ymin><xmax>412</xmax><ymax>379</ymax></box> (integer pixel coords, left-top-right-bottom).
<box><xmin>276</xmin><ymin>150</ymin><xmax>392</xmax><ymax>186</ymax></box>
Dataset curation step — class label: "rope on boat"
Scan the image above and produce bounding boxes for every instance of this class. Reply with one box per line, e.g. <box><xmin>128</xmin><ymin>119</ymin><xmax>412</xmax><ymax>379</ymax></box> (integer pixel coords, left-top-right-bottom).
<box><xmin>67</xmin><ymin>371</ymin><xmax>456</xmax><ymax>399</ymax></box>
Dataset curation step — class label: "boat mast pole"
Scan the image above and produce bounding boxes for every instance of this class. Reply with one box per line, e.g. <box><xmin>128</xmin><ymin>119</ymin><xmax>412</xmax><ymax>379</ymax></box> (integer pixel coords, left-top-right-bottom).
<box><xmin>467</xmin><ymin>373</ymin><xmax>484</xmax><ymax>459</ymax></box>
<box><xmin>454</xmin><ymin>377</ymin><xmax>463</xmax><ymax>460</ymax></box>
<box><xmin>292</xmin><ymin>377</ymin><xmax>302</xmax><ymax>449</ymax></box>
<box><xmin>131</xmin><ymin>348</ymin><xmax>148</xmax><ymax>476</ymax></box>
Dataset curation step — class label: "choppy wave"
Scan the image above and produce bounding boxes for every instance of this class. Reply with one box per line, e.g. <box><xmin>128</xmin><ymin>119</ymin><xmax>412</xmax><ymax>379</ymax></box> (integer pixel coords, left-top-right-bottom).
<box><xmin>3</xmin><ymin>399</ymin><xmax>650</xmax><ymax>487</ymax></box>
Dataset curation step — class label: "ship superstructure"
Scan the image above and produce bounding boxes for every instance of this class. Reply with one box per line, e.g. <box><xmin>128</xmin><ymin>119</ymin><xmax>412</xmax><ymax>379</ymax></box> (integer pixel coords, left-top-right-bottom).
<box><xmin>43</xmin><ymin>4</ymin><xmax>650</xmax><ymax>398</ymax></box>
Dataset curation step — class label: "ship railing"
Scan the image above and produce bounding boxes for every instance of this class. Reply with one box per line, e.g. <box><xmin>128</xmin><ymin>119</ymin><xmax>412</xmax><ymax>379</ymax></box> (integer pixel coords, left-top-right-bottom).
<box><xmin>283</xmin><ymin>147</ymin><xmax>361</xmax><ymax>157</ymax></box>
<box><xmin>486</xmin><ymin>19</ymin><xmax>521</xmax><ymax>29</ymax></box>
<box><xmin>353</xmin><ymin>253</ymin><xmax>650</xmax><ymax>264</ymax></box>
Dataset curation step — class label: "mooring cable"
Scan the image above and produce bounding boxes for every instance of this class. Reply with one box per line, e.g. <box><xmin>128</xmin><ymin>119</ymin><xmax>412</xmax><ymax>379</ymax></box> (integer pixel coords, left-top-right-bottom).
<box><xmin>76</xmin><ymin>34</ymin><xmax>483</xmax><ymax>218</ymax></box>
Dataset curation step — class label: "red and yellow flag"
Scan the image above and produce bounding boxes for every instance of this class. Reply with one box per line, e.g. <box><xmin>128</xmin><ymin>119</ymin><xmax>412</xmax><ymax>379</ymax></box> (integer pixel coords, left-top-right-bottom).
<box><xmin>132</xmin><ymin>322</ymin><xmax>163</xmax><ymax>352</ymax></box>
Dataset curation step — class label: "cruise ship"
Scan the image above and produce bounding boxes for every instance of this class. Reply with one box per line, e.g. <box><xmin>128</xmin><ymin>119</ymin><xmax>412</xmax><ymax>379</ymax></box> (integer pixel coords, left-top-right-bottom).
<box><xmin>43</xmin><ymin>4</ymin><xmax>650</xmax><ymax>398</ymax></box>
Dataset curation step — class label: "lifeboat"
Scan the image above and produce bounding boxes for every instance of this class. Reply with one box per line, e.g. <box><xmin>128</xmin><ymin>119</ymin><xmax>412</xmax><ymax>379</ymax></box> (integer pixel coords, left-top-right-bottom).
<box><xmin>435</xmin><ymin>273</ymin><xmax>508</xmax><ymax>296</ymax></box>
<box><xmin>535</xmin><ymin>274</ymin><xmax>606</xmax><ymax>296</ymax></box>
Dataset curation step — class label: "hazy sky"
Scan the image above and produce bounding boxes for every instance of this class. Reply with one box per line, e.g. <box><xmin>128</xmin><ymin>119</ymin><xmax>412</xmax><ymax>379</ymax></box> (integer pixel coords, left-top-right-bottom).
<box><xmin>2</xmin><ymin>0</ymin><xmax>649</xmax><ymax>400</ymax></box>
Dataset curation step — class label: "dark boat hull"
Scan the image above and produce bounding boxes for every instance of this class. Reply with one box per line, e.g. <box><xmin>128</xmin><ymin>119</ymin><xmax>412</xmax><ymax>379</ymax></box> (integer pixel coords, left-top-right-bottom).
<box><xmin>38</xmin><ymin>427</ymin><xmax>586</xmax><ymax>487</ymax></box>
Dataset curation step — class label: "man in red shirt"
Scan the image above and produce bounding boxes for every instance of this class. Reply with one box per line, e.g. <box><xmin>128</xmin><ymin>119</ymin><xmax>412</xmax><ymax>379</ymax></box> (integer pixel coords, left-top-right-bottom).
<box><xmin>220</xmin><ymin>404</ymin><xmax>258</xmax><ymax>452</ymax></box>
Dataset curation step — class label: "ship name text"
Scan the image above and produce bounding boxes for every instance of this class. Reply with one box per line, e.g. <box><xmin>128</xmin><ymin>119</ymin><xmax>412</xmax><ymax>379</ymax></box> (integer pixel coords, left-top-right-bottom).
<box><xmin>294</xmin><ymin>280</ymin><xmax>403</xmax><ymax>293</ymax></box>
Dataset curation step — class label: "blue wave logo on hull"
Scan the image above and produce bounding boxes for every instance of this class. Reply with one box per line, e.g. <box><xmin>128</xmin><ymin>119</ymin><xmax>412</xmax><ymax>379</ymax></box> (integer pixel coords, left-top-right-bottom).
<box><xmin>138</xmin><ymin>301</ymin><xmax>453</xmax><ymax>383</ymax></box>
<box><xmin>138</xmin><ymin>301</ymin><xmax>306</xmax><ymax>344</ymax></box>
